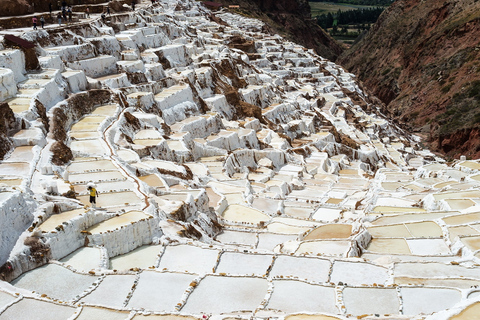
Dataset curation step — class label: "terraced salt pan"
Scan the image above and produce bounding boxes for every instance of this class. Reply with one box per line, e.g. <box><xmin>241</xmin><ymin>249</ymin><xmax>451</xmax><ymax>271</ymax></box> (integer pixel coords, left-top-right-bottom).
<box><xmin>0</xmin><ymin>298</ymin><xmax>76</xmax><ymax>320</ymax></box>
<box><xmin>342</xmin><ymin>287</ymin><xmax>399</xmax><ymax>315</ymax></box>
<box><xmin>460</xmin><ymin>236</ymin><xmax>480</xmax><ymax>251</ymax></box>
<box><xmin>0</xmin><ymin>162</ymin><xmax>30</xmax><ymax>176</ymax></box>
<box><xmin>70</xmin><ymin>139</ymin><xmax>106</xmax><ymax>155</ymax></box>
<box><xmin>3</xmin><ymin>146</ymin><xmax>34</xmax><ymax>162</ymax></box>
<box><xmin>257</xmin><ymin>232</ymin><xmax>298</xmax><ymax>251</ymax></box>
<box><xmin>0</xmin><ymin>291</ymin><xmax>18</xmax><ymax>310</ymax></box>
<box><xmin>394</xmin><ymin>277</ymin><xmax>480</xmax><ymax>289</ymax></box>
<box><xmin>68</xmin><ymin>170</ymin><xmax>126</xmax><ymax>184</ymax></box>
<box><xmin>296</xmin><ymin>240</ymin><xmax>351</xmax><ymax>256</ymax></box>
<box><xmin>181</xmin><ymin>276</ymin><xmax>268</xmax><ymax>314</ymax></box>
<box><xmin>215</xmin><ymin>230</ymin><xmax>257</xmax><ymax>246</ymax></box>
<box><xmin>76</xmin><ymin>306</ymin><xmax>130</xmax><ymax>320</ymax></box>
<box><xmin>12</xmin><ymin>264</ymin><xmax>97</xmax><ymax>301</ymax></box>
<box><xmin>67</xmin><ymin>159</ymin><xmax>117</xmax><ymax>173</ymax></box>
<box><xmin>266</xmin><ymin>280</ymin><xmax>337</xmax><ymax>313</ymax></box>
<box><xmin>139</xmin><ymin>174</ymin><xmax>166</xmax><ymax>188</ymax></box>
<box><xmin>401</xmin><ymin>287</ymin><xmax>461</xmax><ymax>315</ymax></box>
<box><xmin>216</xmin><ymin>252</ymin><xmax>273</xmax><ymax>276</ymax></box>
<box><xmin>127</xmin><ymin>271</ymin><xmax>195</xmax><ymax>311</ymax></box>
<box><xmin>443</xmin><ymin>212</ymin><xmax>480</xmax><ymax>225</ymax></box>
<box><xmin>132</xmin><ymin>315</ymin><xmax>200</xmax><ymax>320</ymax></box>
<box><xmin>304</xmin><ymin>224</ymin><xmax>352</xmax><ymax>240</ymax></box>
<box><xmin>109</xmin><ymin>245</ymin><xmax>161</xmax><ymax>270</ymax></box>
<box><xmin>78</xmin><ymin>191</ymin><xmax>142</xmax><ymax>208</ymax></box>
<box><xmin>158</xmin><ymin>245</ymin><xmax>219</xmax><ymax>274</ymax></box>
<box><xmin>80</xmin><ymin>275</ymin><xmax>136</xmax><ymax>308</ymax></box>
<box><xmin>267</xmin><ymin>222</ymin><xmax>312</xmax><ymax>234</ymax></box>
<box><xmin>60</xmin><ymin>247</ymin><xmax>102</xmax><ymax>271</ymax></box>
<box><xmin>0</xmin><ymin>178</ymin><xmax>22</xmax><ymax>187</ymax></box>
<box><xmin>330</xmin><ymin>261</ymin><xmax>389</xmax><ymax>286</ymax></box>
<box><xmin>370</xmin><ymin>206</ymin><xmax>426</xmax><ymax>214</ymax></box>
<box><xmin>222</xmin><ymin>204</ymin><xmax>271</xmax><ymax>223</ymax></box>
<box><xmin>367</xmin><ymin>238</ymin><xmax>411</xmax><ymax>254</ymax></box>
<box><xmin>132</xmin><ymin>313</ymin><xmax>202</xmax><ymax>320</ymax></box>
<box><xmin>270</xmin><ymin>255</ymin><xmax>330</xmax><ymax>282</ymax></box>
<box><xmin>87</xmin><ymin>211</ymin><xmax>149</xmax><ymax>233</ymax></box>
<box><xmin>449</xmin><ymin>302</ymin><xmax>480</xmax><ymax>319</ymax></box>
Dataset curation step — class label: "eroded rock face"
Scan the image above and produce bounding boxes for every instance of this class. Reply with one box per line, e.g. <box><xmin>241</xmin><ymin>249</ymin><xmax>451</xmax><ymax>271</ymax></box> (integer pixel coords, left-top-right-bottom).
<box><xmin>0</xmin><ymin>102</ymin><xmax>15</xmax><ymax>160</ymax></box>
<box><xmin>337</xmin><ymin>0</ymin><xmax>480</xmax><ymax>158</ymax></box>
<box><xmin>0</xmin><ymin>0</ymin><xmax>31</xmax><ymax>17</ymax></box>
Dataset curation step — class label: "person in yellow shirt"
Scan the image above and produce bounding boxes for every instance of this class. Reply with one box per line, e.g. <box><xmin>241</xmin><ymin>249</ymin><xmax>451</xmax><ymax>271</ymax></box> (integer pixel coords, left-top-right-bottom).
<box><xmin>87</xmin><ymin>185</ymin><xmax>99</xmax><ymax>208</ymax></box>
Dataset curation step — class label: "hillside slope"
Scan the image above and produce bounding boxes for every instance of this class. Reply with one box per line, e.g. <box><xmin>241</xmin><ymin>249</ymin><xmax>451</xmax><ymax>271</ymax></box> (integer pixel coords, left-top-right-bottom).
<box><xmin>337</xmin><ymin>0</ymin><xmax>480</xmax><ymax>158</ymax></box>
<box><xmin>215</xmin><ymin>0</ymin><xmax>344</xmax><ymax>61</ymax></box>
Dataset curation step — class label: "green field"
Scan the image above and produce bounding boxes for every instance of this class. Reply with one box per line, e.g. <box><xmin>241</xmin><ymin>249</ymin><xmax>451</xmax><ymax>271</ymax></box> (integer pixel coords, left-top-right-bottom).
<box><xmin>309</xmin><ymin>2</ymin><xmax>381</xmax><ymax>16</ymax></box>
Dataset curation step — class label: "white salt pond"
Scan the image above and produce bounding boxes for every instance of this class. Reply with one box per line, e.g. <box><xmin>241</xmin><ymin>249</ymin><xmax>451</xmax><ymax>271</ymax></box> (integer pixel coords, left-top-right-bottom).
<box><xmin>87</xmin><ymin>211</ymin><xmax>149</xmax><ymax>233</ymax></box>
<box><xmin>80</xmin><ymin>275</ymin><xmax>136</xmax><ymax>308</ymax></box>
<box><xmin>0</xmin><ymin>298</ymin><xmax>76</xmax><ymax>320</ymax></box>
<box><xmin>158</xmin><ymin>245</ymin><xmax>219</xmax><ymax>274</ymax></box>
<box><xmin>127</xmin><ymin>271</ymin><xmax>195</xmax><ymax>311</ymax></box>
<box><xmin>222</xmin><ymin>204</ymin><xmax>271</xmax><ymax>224</ymax></box>
<box><xmin>60</xmin><ymin>247</ymin><xmax>102</xmax><ymax>271</ymax></box>
<box><xmin>110</xmin><ymin>245</ymin><xmax>162</xmax><ymax>270</ymax></box>
<box><xmin>39</xmin><ymin>208</ymin><xmax>86</xmax><ymax>232</ymax></box>
<box><xmin>12</xmin><ymin>264</ymin><xmax>98</xmax><ymax>301</ymax></box>
<box><xmin>181</xmin><ymin>276</ymin><xmax>268</xmax><ymax>314</ymax></box>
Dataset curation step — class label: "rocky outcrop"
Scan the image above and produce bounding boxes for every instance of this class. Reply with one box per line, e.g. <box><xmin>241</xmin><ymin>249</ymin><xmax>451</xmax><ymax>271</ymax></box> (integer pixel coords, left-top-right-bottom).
<box><xmin>216</xmin><ymin>0</ymin><xmax>343</xmax><ymax>61</ymax></box>
<box><xmin>337</xmin><ymin>0</ymin><xmax>480</xmax><ymax>159</ymax></box>
<box><xmin>0</xmin><ymin>102</ymin><xmax>16</xmax><ymax>160</ymax></box>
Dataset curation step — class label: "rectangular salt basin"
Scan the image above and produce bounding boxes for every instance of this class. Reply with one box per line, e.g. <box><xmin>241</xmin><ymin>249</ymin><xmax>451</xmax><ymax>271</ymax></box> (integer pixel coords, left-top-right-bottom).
<box><xmin>367</xmin><ymin>238</ymin><xmax>411</xmax><ymax>254</ymax></box>
<box><xmin>12</xmin><ymin>264</ymin><xmax>97</xmax><ymax>301</ymax></box>
<box><xmin>139</xmin><ymin>174</ymin><xmax>165</xmax><ymax>188</ymax></box>
<box><xmin>60</xmin><ymin>247</ymin><xmax>102</xmax><ymax>272</ymax></box>
<box><xmin>78</xmin><ymin>191</ymin><xmax>142</xmax><ymax>207</ymax></box>
<box><xmin>80</xmin><ymin>275</ymin><xmax>136</xmax><ymax>308</ymax></box>
<box><xmin>343</xmin><ymin>287</ymin><xmax>400</xmax><ymax>315</ymax></box>
<box><xmin>70</xmin><ymin>139</ymin><xmax>106</xmax><ymax>155</ymax></box>
<box><xmin>270</xmin><ymin>255</ymin><xmax>330</xmax><ymax>282</ymax></box>
<box><xmin>4</xmin><ymin>146</ymin><xmax>34</xmax><ymax>162</ymax></box>
<box><xmin>39</xmin><ymin>209</ymin><xmax>86</xmax><ymax>232</ymax></box>
<box><xmin>266</xmin><ymin>280</ymin><xmax>337</xmax><ymax>314</ymax></box>
<box><xmin>295</xmin><ymin>240</ymin><xmax>351</xmax><ymax>257</ymax></box>
<box><xmin>370</xmin><ymin>206</ymin><xmax>426</xmax><ymax>214</ymax></box>
<box><xmin>68</xmin><ymin>170</ymin><xmax>126</xmax><ymax>183</ymax></box>
<box><xmin>92</xmin><ymin>104</ymin><xmax>118</xmax><ymax>116</ymax></box>
<box><xmin>74</xmin><ymin>180</ymin><xmax>136</xmax><ymax>194</ymax></box>
<box><xmin>87</xmin><ymin>211</ymin><xmax>149</xmax><ymax>233</ymax></box>
<box><xmin>0</xmin><ymin>162</ymin><xmax>30</xmax><ymax>176</ymax></box>
<box><xmin>68</xmin><ymin>159</ymin><xmax>117</xmax><ymax>173</ymax></box>
<box><xmin>181</xmin><ymin>276</ymin><xmax>268</xmax><ymax>314</ymax></box>
<box><xmin>433</xmin><ymin>190</ymin><xmax>480</xmax><ymax>201</ymax></box>
<box><xmin>0</xmin><ymin>298</ymin><xmax>75</xmax><ymax>320</ymax></box>
<box><xmin>158</xmin><ymin>245</ymin><xmax>219</xmax><ymax>274</ymax></box>
<box><xmin>110</xmin><ymin>245</ymin><xmax>162</xmax><ymax>270</ymax></box>
<box><xmin>76</xmin><ymin>306</ymin><xmax>130</xmax><ymax>320</ymax></box>
<box><xmin>127</xmin><ymin>271</ymin><xmax>195</xmax><ymax>312</ymax></box>
<box><xmin>215</xmin><ymin>252</ymin><xmax>273</xmax><ymax>276</ymax></box>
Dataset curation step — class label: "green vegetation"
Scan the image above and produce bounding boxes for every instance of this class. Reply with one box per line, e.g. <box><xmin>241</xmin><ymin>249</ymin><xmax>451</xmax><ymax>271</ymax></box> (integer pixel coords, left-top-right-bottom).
<box><xmin>437</xmin><ymin>80</ymin><xmax>480</xmax><ymax>135</ymax></box>
<box><xmin>316</xmin><ymin>7</ymin><xmax>384</xmax><ymax>41</ymax></box>
<box><xmin>311</xmin><ymin>2</ymin><xmax>388</xmax><ymax>42</ymax></box>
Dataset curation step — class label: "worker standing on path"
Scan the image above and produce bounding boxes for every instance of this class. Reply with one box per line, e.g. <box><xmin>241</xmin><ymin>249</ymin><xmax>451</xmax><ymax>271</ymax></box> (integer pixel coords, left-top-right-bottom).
<box><xmin>40</xmin><ymin>16</ymin><xmax>45</xmax><ymax>28</ymax></box>
<box><xmin>32</xmin><ymin>16</ymin><xmax>38</xmax><ymax>30</ymax></box>
<box><xmin>57</xmin><ymin>12</ymin><xmax>62</xmax><ymax>25</ymax></box>
<box><xmin>87</xmin><ymin>183</ymin><xmax>99</xmax><ymax>208</ymax></box>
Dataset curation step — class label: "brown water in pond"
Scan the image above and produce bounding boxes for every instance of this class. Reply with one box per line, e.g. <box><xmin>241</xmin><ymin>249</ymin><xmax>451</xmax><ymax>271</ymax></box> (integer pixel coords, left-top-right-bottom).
<box><xmin>304</xmin><ymin>224</ymin><xmax>352</xmax><ymax>240</ymax></box>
